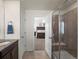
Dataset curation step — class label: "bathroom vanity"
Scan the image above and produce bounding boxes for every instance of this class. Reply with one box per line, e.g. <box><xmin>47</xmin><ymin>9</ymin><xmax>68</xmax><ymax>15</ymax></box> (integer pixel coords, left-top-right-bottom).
<box><xmin>0</xmin><ymin>40</ymin><xmax>18</xmax><ymax>59</ymax></box>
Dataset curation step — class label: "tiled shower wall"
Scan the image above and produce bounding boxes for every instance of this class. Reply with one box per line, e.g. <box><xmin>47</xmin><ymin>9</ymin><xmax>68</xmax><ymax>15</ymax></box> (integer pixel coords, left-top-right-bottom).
<box><xmin>63</xmin><ymin>8</ymin><xmax>77</xmax><ymax>57</ymax></box>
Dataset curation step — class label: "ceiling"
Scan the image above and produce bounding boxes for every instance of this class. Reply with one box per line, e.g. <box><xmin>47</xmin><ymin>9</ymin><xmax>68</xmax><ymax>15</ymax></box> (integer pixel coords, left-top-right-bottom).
<box><xmin>21</xmin><ymin>0</ymin><xmax>65</xmax><ymax>10</ymax></box>
<box><xmin>6</xmin><ymin>0</ymin><xmax>77</xmax><ymax>10</ymax></box>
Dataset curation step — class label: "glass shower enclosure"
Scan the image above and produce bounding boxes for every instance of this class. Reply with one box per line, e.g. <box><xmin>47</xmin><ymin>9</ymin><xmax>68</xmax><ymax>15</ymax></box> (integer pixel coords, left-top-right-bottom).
<box><xmin>52</xmin><ymin>0</ymin><xmax>77</xmax><ymax>59</ymax></box>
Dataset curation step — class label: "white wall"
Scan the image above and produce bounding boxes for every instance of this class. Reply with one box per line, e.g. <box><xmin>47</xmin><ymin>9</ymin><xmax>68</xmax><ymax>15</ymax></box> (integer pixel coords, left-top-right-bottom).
<box><xmin>45</xmin><ymin>11</ymin><xmax>52</xmax><ymax>58</ymax></box>
<box><xmin>25</xmin><ymin>11</ymin><xmax>34</xmax><ymax>51</ymax></box>
<box><xmin>4</xmin><ymin>1</ymin><xmax>20</xmax><ymax>39</ymax></box>
<box><xmin>4</xmin><ymin>1</ymin><xmax>21</xmax><ymax>59</ymax></box>
<box><xmin>0</xmin><ymin>0</ymin><xmax>4</xmax><ymax>39</ymax></box>
<box><xmin>20</xmin><ymin>3</ymin><xmax>26</xmax><ymax>59</ymax></box>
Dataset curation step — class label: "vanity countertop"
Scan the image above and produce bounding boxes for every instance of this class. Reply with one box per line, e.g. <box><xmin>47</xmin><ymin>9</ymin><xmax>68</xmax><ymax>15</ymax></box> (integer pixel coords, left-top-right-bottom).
<box><xmin>0</xmin><ymin>39</ymin><xmax>18</xmax><ymax>56</ymax></box>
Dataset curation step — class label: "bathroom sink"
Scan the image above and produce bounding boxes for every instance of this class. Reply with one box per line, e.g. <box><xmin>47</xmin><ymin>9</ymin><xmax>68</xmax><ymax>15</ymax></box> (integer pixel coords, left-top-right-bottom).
<box><xmin>0</xmin><ymin>41</ymin><xmax>11</xmax><ymax>47</ymax></box>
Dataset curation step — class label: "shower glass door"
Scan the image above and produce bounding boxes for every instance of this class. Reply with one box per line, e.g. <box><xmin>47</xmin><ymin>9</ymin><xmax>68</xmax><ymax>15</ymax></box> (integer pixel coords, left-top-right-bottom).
<box><xmin>52</xmin><ymin>0</ymin><xmax>77</xmax><ymax>59</ymax></box>
<box><xmin>52</xmin><ymin>10</ymin><xmax>60</xmax><ymax>59</ymax></box>
<box><xmin>59</xmin><ymin>2</ymin><xmax>77</xmax><ymax>59</ymax></box>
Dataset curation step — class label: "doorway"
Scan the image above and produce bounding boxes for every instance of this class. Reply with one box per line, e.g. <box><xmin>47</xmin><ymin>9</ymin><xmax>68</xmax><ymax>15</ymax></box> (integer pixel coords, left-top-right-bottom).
<box><xmin>34</xmin><ymin>17</ymin><xmax>45</xmax><ymax>50</ymax></box>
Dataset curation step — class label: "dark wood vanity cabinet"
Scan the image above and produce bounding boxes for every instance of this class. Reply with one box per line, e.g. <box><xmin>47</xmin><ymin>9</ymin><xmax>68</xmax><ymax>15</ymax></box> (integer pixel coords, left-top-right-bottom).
<box><xmin>2</xmin><ymin>52</ymin><xmax>11</xmax><ymax>59</ymax></box>
<box><xmin>0</xmin><ymin>40</ymin><xmax>18</xmax><ymax>59</ymax></box>
<box><xmin>10</xmin><ymin>45</ymin><xmax>18</xmax><ymax>59</ymax></box>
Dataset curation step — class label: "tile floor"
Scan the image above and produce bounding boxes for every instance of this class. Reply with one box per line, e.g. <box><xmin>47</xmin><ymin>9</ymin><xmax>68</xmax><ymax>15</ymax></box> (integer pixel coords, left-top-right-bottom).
<box><xmin>23</xmin><ymin>50</ymin><xmax>50</xmax><ymax>59</ymax></box>
<box><xmin>53</xmin><ymin>50</ymin><xmax>76</xmax><ymax>59</ymax></box>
